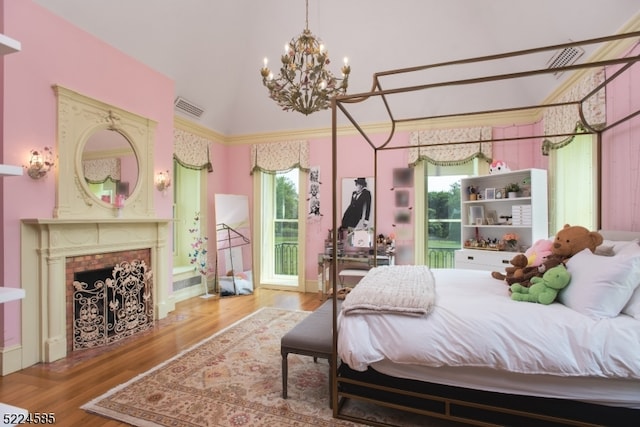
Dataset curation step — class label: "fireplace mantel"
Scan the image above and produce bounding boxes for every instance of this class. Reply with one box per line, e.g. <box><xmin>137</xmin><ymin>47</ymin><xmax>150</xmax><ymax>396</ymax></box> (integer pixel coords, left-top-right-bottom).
<box><xmin>20</xmin><ymin>218</ymin><xmax>172</xmax><ymax>367</ymax></box>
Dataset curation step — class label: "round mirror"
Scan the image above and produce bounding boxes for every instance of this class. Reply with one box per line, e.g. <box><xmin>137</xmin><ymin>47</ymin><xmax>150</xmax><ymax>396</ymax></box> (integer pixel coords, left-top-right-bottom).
<box><xmin>82</xmin><ymin>129</ymin><xmax>139</xmax><ymax>204</ymax></box>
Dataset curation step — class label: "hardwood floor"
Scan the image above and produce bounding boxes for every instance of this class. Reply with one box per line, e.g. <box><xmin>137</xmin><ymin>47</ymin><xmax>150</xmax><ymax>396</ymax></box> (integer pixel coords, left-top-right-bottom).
<box><xmin>0</xmin><ymin>289</ymin><xmax>323</xmax><ymax>426</ymax></box>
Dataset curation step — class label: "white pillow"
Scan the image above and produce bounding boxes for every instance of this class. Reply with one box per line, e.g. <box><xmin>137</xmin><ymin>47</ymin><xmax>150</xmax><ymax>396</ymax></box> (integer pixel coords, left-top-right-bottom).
<box><xmin>622</xmin><ymin>288</ymin><xmax>640</xmax><ymax>319</ymax></box>
<box><xmin>594</xmin><ymin>244</ymin><xmax>614</xmax><ymax>256</ymax></box>
<box><xmin>616</xmin><ymin>239</ymin><xmax>640</xmax><ymax>256</ymax></box>
<box><xmin>618</xmin><ymin>241</ymin><xmax>640</xmax><ymax>318</ymax></box>
<box><xmin>561</xmin><ymin>249</ymin><xmax>640</xmax><ymax>319</ymax></box>
<box><xmin>595</xmin><ymin>239</ymin><xmax>639</xmax><ymax>256</ymax></box>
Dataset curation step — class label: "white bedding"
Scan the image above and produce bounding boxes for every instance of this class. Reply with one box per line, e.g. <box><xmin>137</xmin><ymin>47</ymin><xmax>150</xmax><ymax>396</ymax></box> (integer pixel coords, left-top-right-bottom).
<box><xmin>338</xmin><ymin>268</ymin><xmax>640</xmax><ymax>380</ymax></box>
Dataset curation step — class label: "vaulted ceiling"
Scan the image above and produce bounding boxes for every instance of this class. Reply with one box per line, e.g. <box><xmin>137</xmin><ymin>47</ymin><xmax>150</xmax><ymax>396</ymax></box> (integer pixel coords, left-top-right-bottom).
<box><xmin>34</xmin><ymin>0</ymin><xmax>640</xmax><ymax>137</ymax></box>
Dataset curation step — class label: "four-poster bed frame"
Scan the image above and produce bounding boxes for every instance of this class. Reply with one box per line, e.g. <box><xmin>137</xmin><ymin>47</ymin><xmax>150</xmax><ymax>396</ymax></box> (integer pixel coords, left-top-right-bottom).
<box><xmin>328</xmin><ymin>31</ymin><xmax>640</xmax><ymax>426</ymax></box>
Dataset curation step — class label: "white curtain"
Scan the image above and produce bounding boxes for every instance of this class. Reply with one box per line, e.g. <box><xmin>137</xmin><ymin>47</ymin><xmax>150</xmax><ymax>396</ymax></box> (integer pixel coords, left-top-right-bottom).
<box><xmin>408</xmin><ymin>126</ymin><xmax>492</xmax><ymax>166</ymax></box>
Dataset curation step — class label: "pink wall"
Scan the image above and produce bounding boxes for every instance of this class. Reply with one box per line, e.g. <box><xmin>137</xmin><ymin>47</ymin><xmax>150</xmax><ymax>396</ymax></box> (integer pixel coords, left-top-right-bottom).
<box><xmin>492</xmin><ymin>121</ymin><xmax>548</xmax><ymax>171</ymax></box>
<box><xmin>601</xmin><ymin>44</ymin><xmax>640</xmax><ymax>230</ymax></box>
<box><xmin>0</xmin><ymin>1</ymin><xmax>7</xmax><ymax>345</ymax></box>
<box><xmin>212</xmin><ymin>143</ymin><xmax>253</xmax><ymax>270</ymax></box>
<box><xmin>303</xmin><ymin>131</ymin><xmax>414</xmax><ymax>281</ymax></box>
<box><xmin>1</xmin><ymin>1</ymin><xmax>174</xmax><ymax>347</ymax></box>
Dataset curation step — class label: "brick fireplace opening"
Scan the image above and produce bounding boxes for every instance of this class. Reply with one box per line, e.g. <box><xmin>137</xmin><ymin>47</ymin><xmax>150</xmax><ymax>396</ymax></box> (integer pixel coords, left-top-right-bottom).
<box><xmin>65</xmin><ymin>249</ymin><xmax>153</xmax><ymax>354</ymax></box>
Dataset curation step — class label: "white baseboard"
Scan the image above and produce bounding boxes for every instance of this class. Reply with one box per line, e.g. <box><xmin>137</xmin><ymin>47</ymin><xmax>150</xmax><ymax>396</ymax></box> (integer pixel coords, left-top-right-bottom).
<box><xmin>172</xmin><ymin>283</ymin><xmax>211</xmax><ymax>303</ymax></box>
<box><xmin>0</xmin><ymin>344</ymin><xmax>23</xmax><ymax>376</ymax></box>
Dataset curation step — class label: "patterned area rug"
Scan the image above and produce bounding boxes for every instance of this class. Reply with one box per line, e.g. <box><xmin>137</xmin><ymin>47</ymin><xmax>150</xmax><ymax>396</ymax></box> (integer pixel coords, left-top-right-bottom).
<box><xmin>82</xmin><ymin>307</ymin><xmax>462</xmax><ymax>426</ymax></box>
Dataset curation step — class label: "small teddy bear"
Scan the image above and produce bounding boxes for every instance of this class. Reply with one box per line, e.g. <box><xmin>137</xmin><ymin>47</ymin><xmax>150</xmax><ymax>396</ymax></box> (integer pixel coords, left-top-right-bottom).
<box><xmin>491</xmin><ymin>253</ymin><xmax>529</xmax><ymax>283</ymax></box>
<box><xmin>491</xmin><ymin>239</ymin><xmax>554</xmax><ymax>287</ymax></box>
<box><xmin>510</xmin><ymin>264</ymin><xmax>571</xmax><ymax>305</ymax></box>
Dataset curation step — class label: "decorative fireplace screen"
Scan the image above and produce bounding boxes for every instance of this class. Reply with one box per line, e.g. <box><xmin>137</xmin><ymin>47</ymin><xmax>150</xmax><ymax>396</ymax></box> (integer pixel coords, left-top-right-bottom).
<box><xmin>72</xmin><ymin>260</ymin><xmax>153</xmax><ymax>351</ymax></box>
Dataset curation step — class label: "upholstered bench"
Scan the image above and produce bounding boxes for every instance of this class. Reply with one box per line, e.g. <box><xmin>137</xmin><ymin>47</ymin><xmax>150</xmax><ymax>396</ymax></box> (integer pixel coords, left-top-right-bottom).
<box><xmin>338</xmin><ymin>268</ymin><xmax>369</xmax><ymax>286</ymax></box>
<box><xmin>281</xmin><ymin>299</ymin><xmax>341</xmax><ymax>406</ymax></box>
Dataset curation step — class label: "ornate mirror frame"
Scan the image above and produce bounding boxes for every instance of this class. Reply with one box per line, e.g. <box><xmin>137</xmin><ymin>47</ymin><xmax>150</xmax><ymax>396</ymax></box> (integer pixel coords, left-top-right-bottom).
<box><xmin>53</xmin><ymin>85</ymin><xmax>157</xmax><ymax>219</ymax></box>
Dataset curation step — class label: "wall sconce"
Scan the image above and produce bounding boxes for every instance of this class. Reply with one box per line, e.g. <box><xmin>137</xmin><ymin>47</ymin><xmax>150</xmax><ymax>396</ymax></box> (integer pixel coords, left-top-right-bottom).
<box><xmin>26</xmin><ymin>146</ymin><xmax>54</xmax><ymax>179</ymax></box>
<box><xmin>155</xmin><ymin>170</ymin><xmax>171</xmax><ymax>193</ymax></box>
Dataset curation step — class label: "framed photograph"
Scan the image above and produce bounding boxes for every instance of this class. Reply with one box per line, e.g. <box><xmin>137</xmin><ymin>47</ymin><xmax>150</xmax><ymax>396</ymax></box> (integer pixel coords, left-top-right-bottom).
<box><xmin>495</xmin><ymin>189</ymin><xmax>503</xmax><ymax>199</ymax></box>
<box><xmin>341</xmin><ymin>177</ymin><xmax>375</xmax><ymax>229</ymax></box>
<box><xmin>392</xmin><ymin>168</ymin><xmax>414</xmax><ymax>188</ymax></box>
<box><xmin>484</xmin><ymin>187</ymin><xmax>495</xmax><ymax>200</ymax></box>
<box><xmin>394</xmin><ymin>209</ymin><xmax>411</xmax><ymax>224</ymax></box>
<box><xmin>469</xmin><ymin>205</ymin><xmax>485</xmax><ymax>225</ymax></box>
<box><xmin>395</xmin><ymin>190</ymin><xmax>410</xmax><ymax>207</ymax></box>
<box><xmin>486</xmin><ymin>210</ymin><xmax>498</xmax><ymax>225</ymax></box>
<box><xmin>475</xmin><ymin>218</ymin><xmax>484</xmax><ymax>225</ymax></box>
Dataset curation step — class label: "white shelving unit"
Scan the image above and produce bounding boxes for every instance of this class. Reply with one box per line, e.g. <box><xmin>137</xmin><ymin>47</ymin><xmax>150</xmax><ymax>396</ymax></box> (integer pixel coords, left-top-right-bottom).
<box><xmin>0</xmin><ymin>242</ymin><xmax>26</xmax><ymax>425</ymax></box>
<box><xmin>0</xmin><ymin>164</ymin><xmax>22</xmax><ymax>176</ymax></box>
<box><xmin>0</xmin><ymin>33</ymin><xmax>21</xmax><ymax>56</ymax></box>
<box><xmin>0</xmin><ymin>35</ymin><xmax>20</xmax><ymax>181</ymax></box>
<box><xmin>455</xmin><ymin>168</ymin><xmax>548</xmax><ymax>271</ymax></box>
<box><xmin>0</xmin><ymin>33</ymin><xmax>27</xmax><ymax>423</ymax></box>
<box><xmin>0</xmin><ymin>288</ymin><xmax>25</xmax><ymax>303</ymax></box>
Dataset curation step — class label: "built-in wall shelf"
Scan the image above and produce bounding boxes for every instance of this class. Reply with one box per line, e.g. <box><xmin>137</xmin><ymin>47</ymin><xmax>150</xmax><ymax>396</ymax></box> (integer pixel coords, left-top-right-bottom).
<box><xmin>0</xmin><ymin>33</ymin><xmax>21</xmax><ymax>55</ymax></box>
<box><xmin>0</xmin><ymin>287</ymin><xmax>25</xmax><ymax>304</ymax></box>
<box><xmin>0</xmin><ymin>164</ymin><xmax>23</xmax><ymax>176</ymax></box>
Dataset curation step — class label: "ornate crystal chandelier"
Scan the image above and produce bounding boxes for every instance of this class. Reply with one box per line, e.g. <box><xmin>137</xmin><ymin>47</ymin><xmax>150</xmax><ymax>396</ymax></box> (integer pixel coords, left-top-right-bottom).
<box><xmin>260</xmin><ymin>0</ymin><xmax>351</xmax><ymax>115</ymax></box>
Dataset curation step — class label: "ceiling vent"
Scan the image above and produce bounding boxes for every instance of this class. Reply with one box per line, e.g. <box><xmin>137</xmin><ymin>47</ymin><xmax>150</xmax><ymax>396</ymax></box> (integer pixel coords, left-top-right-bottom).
<box><xmin>174</xmin><ymin>96</ymin><xmax>204</xmax><ymax>119</ymax></box>
<box><xmin>547</xmin><ymin>45</ymin><xmax>585</xmax><ymax>78</ymax></box>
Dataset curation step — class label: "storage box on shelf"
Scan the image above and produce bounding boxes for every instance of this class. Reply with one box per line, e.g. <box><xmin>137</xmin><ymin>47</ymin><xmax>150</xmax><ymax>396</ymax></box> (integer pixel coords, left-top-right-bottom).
<box><xmin>455</xmin><ymin>169</ymin><xmax>548</xmax><ymax>271</ymax></box>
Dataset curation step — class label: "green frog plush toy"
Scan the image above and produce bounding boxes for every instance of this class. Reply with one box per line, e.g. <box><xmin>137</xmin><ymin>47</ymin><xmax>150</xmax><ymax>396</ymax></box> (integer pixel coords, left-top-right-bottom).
<box><xmin>510</xmin><ymin>264</ymin><xmax>571</xmax><ymax>305</ymax></box>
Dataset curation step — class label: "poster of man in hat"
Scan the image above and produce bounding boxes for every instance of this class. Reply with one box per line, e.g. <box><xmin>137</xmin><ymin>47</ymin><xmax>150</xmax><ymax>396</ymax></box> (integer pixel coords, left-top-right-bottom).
<box><xmin>341</xmin><ymin>177</ymin><xmax>374</xmax><ymax>229</ymax></box>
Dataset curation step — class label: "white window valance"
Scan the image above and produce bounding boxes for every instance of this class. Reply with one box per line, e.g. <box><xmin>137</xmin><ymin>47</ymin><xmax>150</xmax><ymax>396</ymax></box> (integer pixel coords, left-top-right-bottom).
<box><xmin>542</xmin><ymin>68</ymin><xmax>606</xmax><ymax>154</ymax></box>
<box><xmin>251</xmin><ymin>140</ymin><xmax>309</xmax><ymax>174</ymax></box>
<box><xmin>173</xmin><ymin>128</ymin><xmax>213</xmax><ymax>171</ymax></box>
<box><xmin>83</xmin><ymin>158</ymin><xmax>121</xmax><ymax>183</ymax></box>
<box><xmin>408</xmin><ymin>126</ymin><xmax>493</xmax><ymax>166</ymax></box>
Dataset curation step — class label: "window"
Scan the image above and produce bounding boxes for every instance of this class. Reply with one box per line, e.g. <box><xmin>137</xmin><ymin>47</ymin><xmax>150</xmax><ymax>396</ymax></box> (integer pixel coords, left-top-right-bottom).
<box><xmin>257</xmin><ymin>169</ymin><xmax>302</xmax><ymax>288</ymax></box>
<box><xmin>173</xmin><ymin>160</ymin><xmax>204</xmax><ymax>271</ymax></box>
<box><xmin>421</xmin><ymin>162</ymin><xmax>478</xmax><ymax>267</ymax></box>
<box><xmin>549</xmin><ymin>133</ymin><xmax>597</xmax><ymax>232</ymax></box>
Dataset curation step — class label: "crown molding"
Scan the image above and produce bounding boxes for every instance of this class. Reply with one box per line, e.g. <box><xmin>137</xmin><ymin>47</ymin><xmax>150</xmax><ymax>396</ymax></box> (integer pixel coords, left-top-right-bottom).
<box><xmin>174</xmin><ymin>108</ymin><xmax>539</xmax><ymax>146</ymax></box>
<box><xmin>174</xmin><ymin>115</ymin><xmax>225</xmax><ymax>143</ymax></box>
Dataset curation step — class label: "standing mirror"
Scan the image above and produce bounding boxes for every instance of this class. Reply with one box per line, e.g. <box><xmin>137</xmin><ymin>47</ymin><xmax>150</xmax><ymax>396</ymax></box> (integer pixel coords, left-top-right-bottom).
<box><xmin>214</xmin><ymin>194</ymin><xmax>253</xmax><ymax>296</ymax></box>
<box><xmin>82</xmin><ymin>129</ymin><xmax>139</xmax><ymax>205</ymax></box>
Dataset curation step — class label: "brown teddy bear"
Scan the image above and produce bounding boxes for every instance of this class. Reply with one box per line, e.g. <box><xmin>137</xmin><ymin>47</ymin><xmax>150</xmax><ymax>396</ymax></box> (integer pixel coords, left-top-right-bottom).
<box><xmin>491</xmin><ymin>224</ymin><xmax>603</xmax><ymax>287</ymax></box>
<box><xmin>550</xmin><ymin>224</ymin><xmax>603</xmax><ymax>259</ymax></box>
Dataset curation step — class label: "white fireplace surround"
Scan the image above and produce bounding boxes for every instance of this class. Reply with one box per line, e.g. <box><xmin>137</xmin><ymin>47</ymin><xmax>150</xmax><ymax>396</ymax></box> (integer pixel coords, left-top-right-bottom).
<box><xmin>10</xmin><ymin>87</ymin><xmax>173</xmax><ymax>373</ymax></box>
<box><xmin>20</xmin><ymin>218</ymin><xmax>171</xmax><ymax>367</ymax></box>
